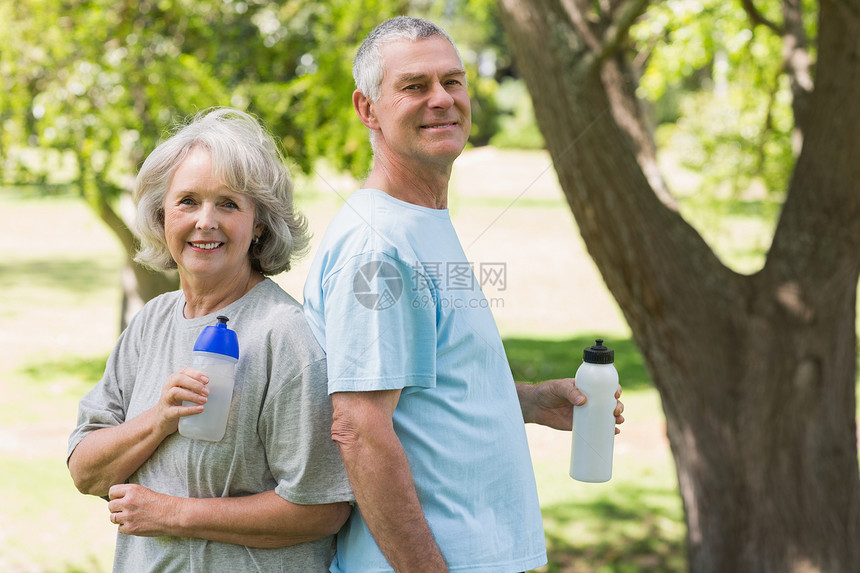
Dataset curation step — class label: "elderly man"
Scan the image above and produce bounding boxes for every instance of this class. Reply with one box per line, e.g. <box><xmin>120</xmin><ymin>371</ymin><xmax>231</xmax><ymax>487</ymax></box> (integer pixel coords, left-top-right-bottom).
<box><xmin>303</xmin><ymin>16</ymin><xmax>624</xmax><ymax>573</ymax></box>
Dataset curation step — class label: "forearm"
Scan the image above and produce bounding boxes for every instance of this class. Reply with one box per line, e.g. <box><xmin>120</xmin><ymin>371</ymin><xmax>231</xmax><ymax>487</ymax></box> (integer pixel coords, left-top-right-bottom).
<box><xmin>68</xmin><ymin>408</ymin><xmax>171</xmax><ymax>496</ymax></box>
<box><xmin>336</xmin><ymin>426</ymin><xmax>447</xmax><ymax>572</ymax></box>
<box><xmin>516</xmin><ymin>382</ymin><xmax>540</xmax><ymax>424</ymax></box>
<box><xmin>171</xmin><ymin>491</ymin><xmax>351</xmax><ymax>548</ymax></box>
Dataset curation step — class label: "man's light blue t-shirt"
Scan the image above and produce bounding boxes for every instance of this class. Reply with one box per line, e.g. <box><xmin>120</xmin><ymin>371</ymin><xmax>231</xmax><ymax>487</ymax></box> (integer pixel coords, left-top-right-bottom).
<box><xmin>304</xmin><ymin>188</ymin><xmax>547</xmax><ymax>573</ymax></box>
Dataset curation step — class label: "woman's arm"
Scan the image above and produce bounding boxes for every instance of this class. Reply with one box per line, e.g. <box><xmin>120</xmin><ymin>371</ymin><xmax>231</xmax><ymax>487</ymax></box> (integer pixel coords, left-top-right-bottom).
<box><xmin>108</xmin><ymin>485</ymin><xmax>351</xmax><ymax>548</ymax></box>
<box><xmin>68</xmin><ymin>367</ymin><xmax>209</xmax><ymax>496</ymax></box>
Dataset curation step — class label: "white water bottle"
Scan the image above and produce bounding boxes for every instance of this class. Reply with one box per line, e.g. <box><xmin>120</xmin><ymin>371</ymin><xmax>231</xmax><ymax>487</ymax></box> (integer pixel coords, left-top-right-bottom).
<box><xmin>179</xmin><ymin>315</ymin><xmax>239</xmax><ymax>442</ymax></box>
<box><xmin>570</xmin><ymin>339</ymin><xmax>618</xmax><ymax>483</ymax></box>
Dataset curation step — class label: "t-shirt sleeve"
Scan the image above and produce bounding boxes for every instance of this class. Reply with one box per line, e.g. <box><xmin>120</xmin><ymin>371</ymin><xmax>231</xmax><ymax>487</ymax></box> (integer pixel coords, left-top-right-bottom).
<box><xmin>261</xmin><ymin>357</ymin><xmax>354</xmax><ymax>505</ymax></box>
<box><xmin>322</xmin><ymin>252</ymin><xmax>437</xmax><ymax>394</ymax></box>
<box><xmin>67</xmin><ymin>330</ymin><xmax>136</xmax><ymax>463</ymax></box>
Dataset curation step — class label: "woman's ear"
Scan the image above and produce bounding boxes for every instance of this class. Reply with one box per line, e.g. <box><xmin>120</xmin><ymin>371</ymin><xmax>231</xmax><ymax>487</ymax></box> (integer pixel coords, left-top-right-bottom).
<box><xmin>353</xmin><ymin>89</ymin><xmax>379</xmax><ymax>130</ymax></box>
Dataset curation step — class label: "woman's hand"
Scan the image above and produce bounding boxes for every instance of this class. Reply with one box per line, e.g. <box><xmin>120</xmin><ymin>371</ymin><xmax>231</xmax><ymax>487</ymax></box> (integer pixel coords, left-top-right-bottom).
<box><xmin>69</xmin><ymin>366</ymin><xmax>210</xmax><ymax>497</ymax></box>
<box><xmin>108</xmin><ymin>484</ymin><xmax>352</xmax><ymax>548</ymax></box>
<box><xmin>108</xmin><ymin>484</ymin><xmax>175</xmax><ymax>538</ymax></box>
<box><xmin>153</xmin><ymin>367</ymin><xmax>210</xmax><ymax>435</ymax></box>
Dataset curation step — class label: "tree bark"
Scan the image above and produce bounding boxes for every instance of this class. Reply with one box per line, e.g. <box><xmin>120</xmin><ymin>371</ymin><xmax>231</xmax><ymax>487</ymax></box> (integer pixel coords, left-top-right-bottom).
<box><xmin>87</xmin><ymin>178</ymin><xmax>178</xmax><ymax>331</ymax></box>
<box><xmin>498</xmin><ymin>0</ymin><xmax>860</xmax><ymax>571</ymax></box>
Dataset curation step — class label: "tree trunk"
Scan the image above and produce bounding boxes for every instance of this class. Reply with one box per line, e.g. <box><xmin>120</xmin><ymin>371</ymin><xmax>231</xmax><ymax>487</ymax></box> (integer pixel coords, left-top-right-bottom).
<box><xmin>120</xmin><ymin>259</ymin><xmax>179</xmax><ymax>331</ymax></box>
<box><xmin>87</xmin><ymin>179</ymin><xmax>178</xmax><ymax>331</ymax></box>
<box><xmin>498</xmin><ymin>0</ymin><xmax>860</xmax><ymax>571</ymax></box>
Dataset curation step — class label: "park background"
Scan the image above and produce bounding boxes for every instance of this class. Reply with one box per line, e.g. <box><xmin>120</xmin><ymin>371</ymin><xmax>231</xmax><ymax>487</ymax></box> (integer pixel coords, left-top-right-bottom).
<box><xmin>2</xmin><ymin>0</ymin><xmax>858</xmax><ymax>572</ymax></box>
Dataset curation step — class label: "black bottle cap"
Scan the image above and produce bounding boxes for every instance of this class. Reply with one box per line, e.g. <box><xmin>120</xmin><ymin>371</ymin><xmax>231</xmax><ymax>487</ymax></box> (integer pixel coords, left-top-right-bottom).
<box><xmin>583</xmin><ymin>339</ymin><xmax>614</xmax><ymax>364</ymax></box>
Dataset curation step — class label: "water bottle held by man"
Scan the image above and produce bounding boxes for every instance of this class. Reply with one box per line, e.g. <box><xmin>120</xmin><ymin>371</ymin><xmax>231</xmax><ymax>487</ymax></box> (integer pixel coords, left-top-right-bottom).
<box><xmin>570</xmin><ymin>339</ymin><xmax>618</xmax><ymax>483</ymax></box>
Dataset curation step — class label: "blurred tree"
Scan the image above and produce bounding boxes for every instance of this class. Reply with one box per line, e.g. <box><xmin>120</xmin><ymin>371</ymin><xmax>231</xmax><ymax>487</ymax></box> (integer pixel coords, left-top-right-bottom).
<box><xmin>2</xmin><ymin>0</ymin><xmax>251</xmax><ymax>328</ymax></box>
<box><xmin>499</xmin><ymin>0</ymin><xmax>859</xmax><ymax>571</ymax></box>
<box><xmin>0</xmin><ymin>0</ymin><xmax>510</xmax><ymax>329</ymax></box>
<box><xmin>0</xmin><ymin>0</ymin><xmax>375</xmax><ymax>328</ymax></box>
<box><xmin>632</xmin><ymin>0</ymin><xmax>798</xmax><ymax>199</ymax></box>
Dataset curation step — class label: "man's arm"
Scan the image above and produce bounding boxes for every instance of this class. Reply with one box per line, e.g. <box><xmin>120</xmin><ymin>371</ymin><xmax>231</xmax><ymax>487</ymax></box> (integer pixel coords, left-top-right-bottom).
<box><xmin>108</xmin><ymin>485</ymin><xmax>351</xmax><ymax>548</ymax></box>
<box><xmin>330</xmin><ymin>390</ymin><xmax>448</xmax><ymax>572</ymax></box>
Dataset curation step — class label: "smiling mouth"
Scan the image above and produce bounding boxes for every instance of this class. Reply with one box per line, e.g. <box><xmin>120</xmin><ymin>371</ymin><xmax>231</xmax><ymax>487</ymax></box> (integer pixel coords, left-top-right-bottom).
<box><xmin>189</xmin><ymin>242</ymin><xmax>224</xmax><ymax>250</ymax></box>
<box><xmin>421</xmin><ymin>122</ymin><xmax>457</xmax><ymax>129</ymax></box>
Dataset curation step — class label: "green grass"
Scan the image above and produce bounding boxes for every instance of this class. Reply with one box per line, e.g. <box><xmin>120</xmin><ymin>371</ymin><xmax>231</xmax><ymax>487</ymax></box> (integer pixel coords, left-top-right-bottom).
<box><xmin>505</xmin><ymin>334</ymin><xmax>686</xmax><ymax>572</ymax></box>
<box><xmin>0</xmin><ymin>455</ymin><xmax>114</xmax><ymax>572</ymax></box>
<box><xmin>537</xmin><ymin>463</ymin><xmax>686</xmax><ymax>573</ymax></box>
<box><xmin>0</xmin><ymin>188</ymin><xmax>120</xmax><ymax>571</ymax></box>
<box><xmin>6</xmin><ymin>139</ymin><xmax>857</xmax><ymax>573</ymax></box>
<box><xmin>0</xmin><ymin>257</ymin><xmax>121</xmax><ymax>296</ymax></box>
<box><xmin>504</xmin><ymin>335</ymin><xmax>652</xmax><ymax>391</ymax></box>
<box><xmin>17</xmin><ymin>354</ymin><xmax>109</xmax><ymax>388</ymax></box>
<box><xmin>1</xmin><ymin>184</ymin><xmax>686</xmax><ymax>572</ymax></box>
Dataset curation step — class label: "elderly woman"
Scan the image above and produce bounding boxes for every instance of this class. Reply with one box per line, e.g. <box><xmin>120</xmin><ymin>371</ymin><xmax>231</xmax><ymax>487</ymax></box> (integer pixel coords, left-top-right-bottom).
<box><xmin>67</xmin><ymin>108</ymin><xmax>352</xmax><ymax>572</ymax></box>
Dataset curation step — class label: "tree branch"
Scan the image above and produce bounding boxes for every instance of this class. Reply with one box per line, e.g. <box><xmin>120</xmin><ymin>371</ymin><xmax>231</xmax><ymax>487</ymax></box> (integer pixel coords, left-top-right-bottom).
<box><xmin>559</xmin><ymin>0</ymin><xmax>651</xmax><ymax>65</ymax></box>
<box><xmin>597</xmin><ymin>0</ymin><xmax>651</xmax><ymax>64</ymax></box>
<box><xmin>560</xmin><ymin>0</ymin><xmax>602</xmax><ymax>53</ymax></box>
<box><xmin>780</xmin><ymin>0</ymin><xmax>813</xmax><ymax>138</ymax></box>
<box><xmin>740</xmin><ymin>0</ymin><xmax>783</xmax><ymax>34</ymax></box>
<box><xmin>741</xmin><ymin>0</ymin><xmax>814</xmax><ymax>150</ymax></box>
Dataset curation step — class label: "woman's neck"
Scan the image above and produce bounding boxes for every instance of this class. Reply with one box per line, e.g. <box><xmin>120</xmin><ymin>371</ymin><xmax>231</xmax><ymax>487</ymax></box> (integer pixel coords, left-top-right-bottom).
<box><xmin>181</xmin><ymin>269</ymin><xmax>264</xmax><ymax>319</ymax></box>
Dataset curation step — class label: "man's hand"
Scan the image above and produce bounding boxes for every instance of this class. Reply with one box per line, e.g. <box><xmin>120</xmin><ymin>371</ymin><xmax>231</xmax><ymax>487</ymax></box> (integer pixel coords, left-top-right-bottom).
<box><xmin>517</xmin><ymin>379</ymin><xmax>624</xmax><ymax>432</ymax></box>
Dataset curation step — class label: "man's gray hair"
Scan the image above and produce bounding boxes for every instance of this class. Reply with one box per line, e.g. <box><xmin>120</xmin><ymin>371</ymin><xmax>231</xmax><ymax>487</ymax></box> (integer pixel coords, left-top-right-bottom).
<box><xmin>133</xmin><ymin>107</ymin><xmax>309</xmax><ymax>276</ymax></box>
<box><xmin>353</xmin><ymin>16</ymin><xmax>463</xmax><ymax>103</ymax></box>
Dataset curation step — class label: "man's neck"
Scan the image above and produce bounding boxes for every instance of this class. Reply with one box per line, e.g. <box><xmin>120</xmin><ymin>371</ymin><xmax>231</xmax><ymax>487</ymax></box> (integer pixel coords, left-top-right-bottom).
<box><xmin>365</xmin><ymin>152</ymin><xmax>453</xmax><ymax>210</ymax></box>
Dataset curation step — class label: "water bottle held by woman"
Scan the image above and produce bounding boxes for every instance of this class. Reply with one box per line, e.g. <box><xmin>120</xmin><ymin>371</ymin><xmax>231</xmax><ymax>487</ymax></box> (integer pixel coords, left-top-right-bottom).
<box><xmin>179</xmin><ymin>315</ymin><xmax>239</xmax><ymax>442</ymax></box>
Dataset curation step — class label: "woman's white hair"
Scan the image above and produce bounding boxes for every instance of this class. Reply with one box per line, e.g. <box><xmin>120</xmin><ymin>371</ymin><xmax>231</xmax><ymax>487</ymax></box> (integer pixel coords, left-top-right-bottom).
<box><xmin>133</xmin><ymin>107</ymin><xmax>309</xmax><ymax>276</ymax></box>
<box><xmin>353</xmin><ymin>16</ymin><xmax>463</xmax><ymax>103</ymax></box>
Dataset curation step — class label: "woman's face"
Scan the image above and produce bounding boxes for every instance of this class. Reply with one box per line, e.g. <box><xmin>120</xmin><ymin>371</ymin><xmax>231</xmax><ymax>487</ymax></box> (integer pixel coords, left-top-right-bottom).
<box><xmin>163</xmin><ymin>147</ymin><xmax>260</xmax><ymax>286</ymax></box>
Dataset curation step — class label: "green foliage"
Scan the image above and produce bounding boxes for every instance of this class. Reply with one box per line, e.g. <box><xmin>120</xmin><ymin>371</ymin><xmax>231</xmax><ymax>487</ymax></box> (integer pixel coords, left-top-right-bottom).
<box><xmin>1</xmin><ymin>0</ymin><xmax>518</xmax><ymax>193</ymax></box>
<box><xmin>259</xmin><ymin>0</ymin><xmax>406</xmax><ymax>177</ymax></box>
<box><xmin>3</xmin><ymin>0</ymin><xmax>812</xmax><ymax>204</ymax></box>
<box><xmin>631</xmin><ymin>0</ymin><xmax>815</xmax><ymax>198</ymax></box>
<box><xmin>490</xmin><ymin>78</ymin><xmax>545</xmax><ymax>150</ymax></box>
<box><xmin>3</xmin><ymin>0</ymin><xmax>814</xmax><ymax>287</ymax></box>
<box><xmin>2</xmin><ymin>0</ymin><xmax>234</xmax><ymax>204</ymax></box>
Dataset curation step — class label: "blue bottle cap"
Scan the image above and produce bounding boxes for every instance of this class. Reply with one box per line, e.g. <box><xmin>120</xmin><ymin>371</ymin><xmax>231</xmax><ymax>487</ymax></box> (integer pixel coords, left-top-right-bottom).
<box><xmin>193</xmin><ymin>315</ymin><xmax>239</xmax><ymax>359</ymax></box>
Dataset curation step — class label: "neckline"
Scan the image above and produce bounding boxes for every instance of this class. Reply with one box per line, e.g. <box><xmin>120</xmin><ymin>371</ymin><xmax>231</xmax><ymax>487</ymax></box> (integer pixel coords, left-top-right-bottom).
<box><xmin>176</xmin><ymin>278</ymin><xmax>270</xmax><ymax>326</ymax></box>
<box><xmin>358</xmin><ymin>188</ymin><xmax>451</xmax><ymax>218</ymax></box>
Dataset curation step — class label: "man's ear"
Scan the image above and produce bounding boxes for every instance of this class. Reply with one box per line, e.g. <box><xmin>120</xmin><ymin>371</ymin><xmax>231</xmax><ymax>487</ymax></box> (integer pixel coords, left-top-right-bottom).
<box><xmin>353</xmin><ymin>89</ymin><xmax>379</xmax><ymax>130</ymax></box>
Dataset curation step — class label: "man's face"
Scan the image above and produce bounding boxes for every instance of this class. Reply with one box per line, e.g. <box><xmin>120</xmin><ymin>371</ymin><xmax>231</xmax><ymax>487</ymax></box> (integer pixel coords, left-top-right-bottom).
<box><xmin>370</xmin><ymin>36</ymin><xmax>472</xmax><ymax>169</ymax></box>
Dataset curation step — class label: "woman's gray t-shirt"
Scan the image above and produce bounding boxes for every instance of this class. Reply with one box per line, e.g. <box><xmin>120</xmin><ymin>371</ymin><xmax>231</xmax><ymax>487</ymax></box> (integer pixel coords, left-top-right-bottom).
<box><xmin>68</xmin><ymin>278</ymin><xmax>352</xmax><ymax>572</ymax></box>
